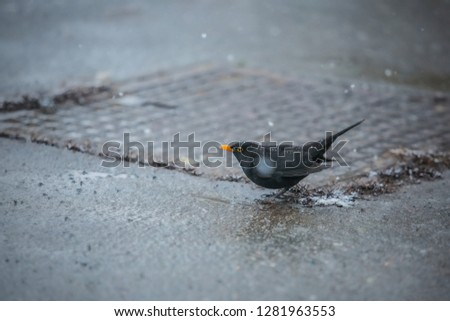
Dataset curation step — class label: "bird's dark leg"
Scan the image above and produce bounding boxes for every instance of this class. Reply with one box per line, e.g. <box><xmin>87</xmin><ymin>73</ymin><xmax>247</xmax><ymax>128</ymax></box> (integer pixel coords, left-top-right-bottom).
<box><xmin>260</xmin><ymin>187</ymin><xmax>291</xmax><ymax>204</ymax></box>
<box><xmin>263</xmin><ymin>187</ymin><xmax>290</xmax><ymax>199</ymax></box>
<box><xmin>273</xmin><ymin>187</ymin><xmax>290</xmax><ymax>199</ymax></box>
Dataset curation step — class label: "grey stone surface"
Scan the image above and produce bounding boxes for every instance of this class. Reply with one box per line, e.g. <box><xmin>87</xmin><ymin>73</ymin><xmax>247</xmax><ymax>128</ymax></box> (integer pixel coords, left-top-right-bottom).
<box><xmin>1</xmin><ymin>66</ymin><xmax>449</xmax><ymax>184</ymax></box>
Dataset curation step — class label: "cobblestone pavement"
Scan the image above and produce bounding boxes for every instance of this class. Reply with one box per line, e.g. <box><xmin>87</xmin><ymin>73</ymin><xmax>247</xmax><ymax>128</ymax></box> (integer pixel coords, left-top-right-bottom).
<box><xmin>1</xmin><ymin>65</ymin><xmax>449</xmax><ymax>183</ymax></box>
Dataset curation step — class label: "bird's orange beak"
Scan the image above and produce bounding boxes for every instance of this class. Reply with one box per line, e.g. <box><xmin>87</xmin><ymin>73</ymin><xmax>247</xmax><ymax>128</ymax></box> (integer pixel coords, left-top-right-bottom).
<box><xmin>221</xmin><ymin>144</ymin><xmax>233</xmax><ymax>152</ymax></box>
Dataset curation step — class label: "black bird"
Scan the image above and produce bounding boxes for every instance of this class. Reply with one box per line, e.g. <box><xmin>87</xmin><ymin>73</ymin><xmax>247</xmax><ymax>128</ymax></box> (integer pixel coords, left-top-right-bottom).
<box><xmin>221</xmin><ymin>119</ymin><xmax>364</xmax><ymax>196</ymax></box>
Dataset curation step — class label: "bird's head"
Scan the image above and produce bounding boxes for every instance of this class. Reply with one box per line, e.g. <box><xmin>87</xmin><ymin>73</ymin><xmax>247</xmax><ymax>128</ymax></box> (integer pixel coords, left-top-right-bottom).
<box><xmin>221</xmin><ymin>141</ymin><xmax>260</xmax><ymax>166</ymax></box>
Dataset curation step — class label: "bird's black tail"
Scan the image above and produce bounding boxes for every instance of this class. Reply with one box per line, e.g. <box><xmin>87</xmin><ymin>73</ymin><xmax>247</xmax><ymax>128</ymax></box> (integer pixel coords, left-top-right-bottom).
<box><xmin>320</xmin><ymin>119</ymin><xmax>365</xmax><ymax>151</ymax></box>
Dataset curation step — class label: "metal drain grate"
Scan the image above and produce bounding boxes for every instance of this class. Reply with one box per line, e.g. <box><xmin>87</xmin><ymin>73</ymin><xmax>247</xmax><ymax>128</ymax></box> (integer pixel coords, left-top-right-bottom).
<box><xmin>1</xmin><ymin>65</ymin><xmax>449</xmax><ymax>181</ymax></box>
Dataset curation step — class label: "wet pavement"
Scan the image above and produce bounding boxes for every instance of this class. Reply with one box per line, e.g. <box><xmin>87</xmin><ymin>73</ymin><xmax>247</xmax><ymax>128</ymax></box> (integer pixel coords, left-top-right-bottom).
<box><xmin>1</xmin><ymin>139</ymin><xmax>449</xmax><ymax>300</ymax></box>
<box><xmin>1</xmin><ymin>0</ymin><xmax>450</xmax><ymax>300</ymax></box>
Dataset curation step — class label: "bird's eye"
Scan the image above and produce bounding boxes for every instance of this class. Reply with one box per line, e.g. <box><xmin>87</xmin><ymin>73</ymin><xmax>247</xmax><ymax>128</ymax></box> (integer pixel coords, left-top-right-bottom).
<box><xmin>234</xmin><ymin>147</ymin><xmax>242</xmax><ymax>153</ymax></box>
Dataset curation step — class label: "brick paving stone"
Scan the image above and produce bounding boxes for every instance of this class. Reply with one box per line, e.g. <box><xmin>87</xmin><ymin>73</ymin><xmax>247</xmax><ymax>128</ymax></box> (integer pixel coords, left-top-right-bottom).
<box><xmin>1</xmin><ymin>65</ymin><xmax>449</xmax><ymax>184</ymax></box>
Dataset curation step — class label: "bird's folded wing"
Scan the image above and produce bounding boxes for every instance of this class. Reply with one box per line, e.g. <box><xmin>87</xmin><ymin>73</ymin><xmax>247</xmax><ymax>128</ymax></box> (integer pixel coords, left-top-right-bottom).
<box><xmin>277</xmin><ymin>163</ymin><xmax>331</xmax><ymax>177</ymax></box>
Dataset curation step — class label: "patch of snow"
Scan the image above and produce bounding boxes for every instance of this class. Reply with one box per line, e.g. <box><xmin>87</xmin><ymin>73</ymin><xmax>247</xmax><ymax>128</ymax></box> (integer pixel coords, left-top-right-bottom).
<box><xmin>310</xmin><ymin>190</ymin><xmax>357</xmax><ymax>207</ymax></box>
<box><xmin>69</xmin><ymin>170</ymin><xmax>135</xmax><ymax>180</ymax></box>
<box><xmin>368</xmin><ymin>171</ymin><xmax>378</xmax><ymax>178</ymax></box>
